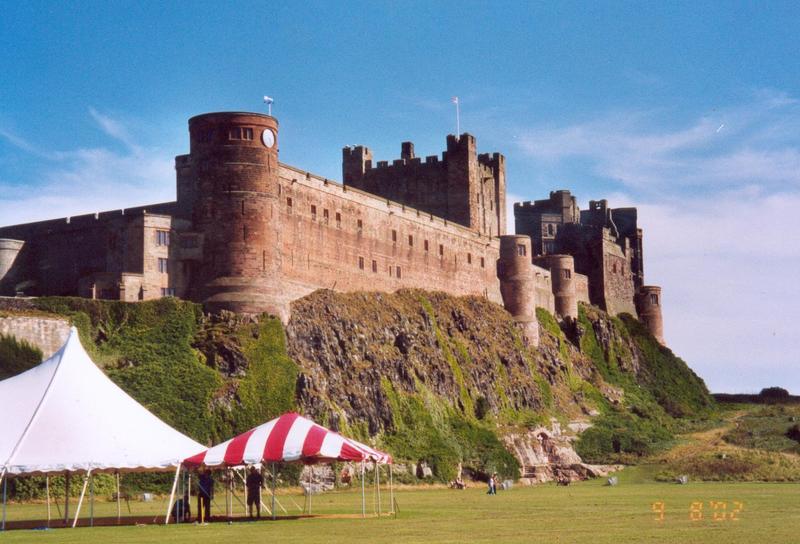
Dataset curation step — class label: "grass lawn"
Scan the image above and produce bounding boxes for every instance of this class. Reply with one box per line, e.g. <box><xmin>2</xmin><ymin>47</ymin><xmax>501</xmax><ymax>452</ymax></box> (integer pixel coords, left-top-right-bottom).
<box><xmin>2</xmin><ymin>470</ymin><xmax>799</xmax><ymax>543</ymax></box>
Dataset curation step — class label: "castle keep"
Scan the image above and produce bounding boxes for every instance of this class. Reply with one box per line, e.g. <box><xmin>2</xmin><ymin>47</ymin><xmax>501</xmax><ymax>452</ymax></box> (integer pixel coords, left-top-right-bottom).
<box><xmin>0</xmin><ymin>112</ymin><xmax>664</xmax><ymax>345</ymax></box>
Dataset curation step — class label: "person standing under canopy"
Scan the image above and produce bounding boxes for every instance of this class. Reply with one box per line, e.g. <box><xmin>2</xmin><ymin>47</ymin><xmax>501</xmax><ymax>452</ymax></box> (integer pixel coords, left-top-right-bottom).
<box><xmin>197</xmin><ymin>469</ymin><xmax>214</xmax><ymax>523</ymax></box>
<box><xmin>246</xmin><ymin>466</ymin><xmax>264</xmax><ymax>518</ymax></box>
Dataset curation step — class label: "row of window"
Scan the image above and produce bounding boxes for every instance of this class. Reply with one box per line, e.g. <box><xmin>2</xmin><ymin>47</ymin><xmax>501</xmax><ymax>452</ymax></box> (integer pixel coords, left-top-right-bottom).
<box><xmin>357</xmin><ymin>256</ymin><xmax>402</xmax><ymax>278</ymax></box>
<box><xmin>289</xmin><ymin>198</ymin><xmax>486</xmax><ymax>267</ymax></box>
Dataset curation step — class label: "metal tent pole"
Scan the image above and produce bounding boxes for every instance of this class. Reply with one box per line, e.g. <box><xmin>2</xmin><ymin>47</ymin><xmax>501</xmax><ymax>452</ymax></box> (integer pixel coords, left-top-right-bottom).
<box><xmin>46</xmin><ymin>474</ymin><xmax>51</xmax><ymax>526</ymax></box>
<box><xmin>2</xmin><ymin>470</ymin><xmax>7</xmax><ymax>532</ymax></box>
<box><xmin>389</xmin><ymin>464</ymin><xmax>395</xmax><ymax>515</ymax></box>
<box><xmin>376</xmin><ymin>463</ymin><xmax>381</xmax><ymax>517</ymax></box>
<box><xmin>360</xmin><ymin>462</ymin><xmax>366</xmax><ymax>519</ymax></box>
<box><xmin>164</xmin><ymin>464</ymin><xmax>181</xmax><ymax>525</ymax></box>
<box><xmin>89</xmin><ymin>473</ymin><xmax>94</xmax><ymax>527</ymax></box>
<box><xmin>116</xmin><ymin>472</ymin><xmax>121</xmax><ymax>524</ymax></box>
<box><xmin>64</xmin><ymin>470</ymin><xmax>70</xmax><ymax>526</ymax></box>
<box><xmin>271</xmin><ymin>463</ymin><xmax>276</xmax><ymax>521</ymax></box>
<box><xmin>72</xmin><ymin>470</ymin><xmax>91</xmax><ymax>528</ymax></box>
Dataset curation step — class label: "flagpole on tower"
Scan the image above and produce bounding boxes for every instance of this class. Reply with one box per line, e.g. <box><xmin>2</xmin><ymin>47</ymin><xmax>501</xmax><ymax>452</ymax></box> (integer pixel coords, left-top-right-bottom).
<box><xmin>451</xmin><ymin>96</ymin><xmax>460</xmax><ymax>136</ymax></box>
<box><xmin>263</xmin><ymin>95</ymin><xmax>274</xmax><ymax>116</ymax></box>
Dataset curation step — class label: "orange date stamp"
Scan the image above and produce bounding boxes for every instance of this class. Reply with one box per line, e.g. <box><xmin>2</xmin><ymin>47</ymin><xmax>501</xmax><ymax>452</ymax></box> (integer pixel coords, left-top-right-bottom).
<box><xmin>651</xmin><ymin>501</ymin><xmax>744</xmax><ymax>522</ymax></box>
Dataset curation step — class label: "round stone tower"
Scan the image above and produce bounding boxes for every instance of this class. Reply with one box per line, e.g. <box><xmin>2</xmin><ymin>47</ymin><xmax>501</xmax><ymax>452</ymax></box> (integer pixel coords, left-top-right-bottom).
<box><xmin>0</xmin><ymin>239</ymin><xmax>24</xmax><ymax>295</ymax></box>
<box><xmin>636</xmin><ymin>285</ymin><xmax>664</xmax><ymax>345</ymax></box>
<box><xmin>533</xmin><ymin>254</ymin><xmax>578</xmax><ymax>321</ymax></box>
<box><xmin>188</xmin><ymin>112</ymin><xmax>284</xmax><ymax>317</ymax></box>
<box><xmin>498</xmin><ymin>235</ymin><xmax>539</xmax><ymax>346</ymax></box>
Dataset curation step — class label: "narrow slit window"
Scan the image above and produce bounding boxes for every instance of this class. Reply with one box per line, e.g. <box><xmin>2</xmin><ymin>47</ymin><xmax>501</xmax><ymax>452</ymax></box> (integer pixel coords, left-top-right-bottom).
<box><xmin>311</xmin><ymin>205</ymin><xmax>317</xmax><ymax>221</ymax></box>
<box><xmin>439</xmin><ymin>244</ymin><xmax>444</xmax><ymax>257</ymax></box>
<box><xmin>424</xmin><ymin>240</ymin><xmax>429</xmax><ymax>252</ymax></box>
<box><xmin>408</xmin><ymin>234</ymin><xmax>413</xmax><ymax>247</ymax></box>
<box><xmin>372</xmin><ymin>260</ymin><xmax>377</xmax><ymax>273</ymax></box>
<box><xmin>358</xmin><ymin>256</ymin><xmax>365</xmax><ymax>270</ymax></box>
<box><xmin>392</xmin><ymin>230</ymin><xmax>397</xmax><ymax>243</ymax></box>
<box><xmin>335</xmin><ymin>212</ymin><xmax>341</xmax><ymax>228</ymax></box>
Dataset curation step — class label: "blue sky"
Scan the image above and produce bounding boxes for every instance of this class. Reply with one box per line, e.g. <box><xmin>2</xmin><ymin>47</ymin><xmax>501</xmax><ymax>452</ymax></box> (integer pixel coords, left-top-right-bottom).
<box><xmin>1</xmin><ymin>1</ymin><xmax>798</xmax><ymax>393</ymax></box>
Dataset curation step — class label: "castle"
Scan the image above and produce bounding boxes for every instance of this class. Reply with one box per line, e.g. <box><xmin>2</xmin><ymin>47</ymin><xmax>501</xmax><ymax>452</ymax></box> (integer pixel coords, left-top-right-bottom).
<box><xmin>0</xmin><ymin>112</ymin><xmax>663</xmax><ymax>346</ymax></box>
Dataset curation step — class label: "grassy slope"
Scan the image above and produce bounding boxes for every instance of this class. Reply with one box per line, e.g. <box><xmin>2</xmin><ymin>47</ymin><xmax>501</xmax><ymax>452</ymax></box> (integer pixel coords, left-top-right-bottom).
<box><xmin>1</xmin><ymin>480</ymin><xmax>798</xmax><ymax>544</ymax></box>
<box><xmin>648</xmin><ymin>405</ymin><xmax>800</xmax><ymax>482</ymax></box>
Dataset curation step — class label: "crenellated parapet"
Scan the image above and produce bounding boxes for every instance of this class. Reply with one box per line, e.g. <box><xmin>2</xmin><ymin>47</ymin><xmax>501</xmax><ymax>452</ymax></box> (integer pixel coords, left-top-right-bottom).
<box><xmin>343</xmin><ymin>133</ymin><xmax>505</xmax><ymax>237</ymax></box>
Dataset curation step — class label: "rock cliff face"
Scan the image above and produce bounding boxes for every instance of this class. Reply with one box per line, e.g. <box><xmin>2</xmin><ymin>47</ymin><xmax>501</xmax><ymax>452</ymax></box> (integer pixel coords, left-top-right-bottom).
<box><xmin>284</xmin><ymin>289</ymin><xmax>712</xmax><ymax>481</ymax></box>
<box><xmin>0</xmin><ymin>291</ymin><xmax>713</xmax><ymax>485</ymax></box>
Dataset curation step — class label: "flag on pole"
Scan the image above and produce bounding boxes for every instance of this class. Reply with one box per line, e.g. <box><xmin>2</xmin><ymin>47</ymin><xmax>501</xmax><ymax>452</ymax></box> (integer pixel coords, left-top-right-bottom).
<box><xmin>263</xmin><ymin>96</ymin><xmax>274</xmax><ymax>115</ymax></box>
<box><xmin>451</xmin><ymin>96</ymin><xmax>460</xmax><ymax>136</ymax></box>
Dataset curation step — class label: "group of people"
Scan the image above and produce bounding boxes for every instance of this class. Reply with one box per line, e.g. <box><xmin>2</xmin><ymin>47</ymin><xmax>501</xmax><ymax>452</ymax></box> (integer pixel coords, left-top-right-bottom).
<box><xmin>172</xmin><ymin>467</ymin><xmax>266</xmax><ymax>523</ymax></box>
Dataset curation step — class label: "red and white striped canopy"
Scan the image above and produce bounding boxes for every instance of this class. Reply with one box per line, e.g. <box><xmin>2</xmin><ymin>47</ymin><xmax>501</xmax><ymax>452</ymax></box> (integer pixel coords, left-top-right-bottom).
<box><xmin>184</xmin><ymin>412</ymin><xmax>392</xmax><ymax>467</ymax></box>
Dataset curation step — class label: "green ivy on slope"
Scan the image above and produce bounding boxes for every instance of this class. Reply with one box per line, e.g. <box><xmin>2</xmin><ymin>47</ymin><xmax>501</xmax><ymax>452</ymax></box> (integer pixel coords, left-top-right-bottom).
<box><xmin>575</xmin><ymin>305</ymin><xmax>715</xmax><ymax>463</ymax></box>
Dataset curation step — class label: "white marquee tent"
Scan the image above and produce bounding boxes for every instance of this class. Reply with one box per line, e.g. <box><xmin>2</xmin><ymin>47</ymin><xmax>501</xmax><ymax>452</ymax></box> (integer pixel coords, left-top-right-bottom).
<box><xmin>0</xmin><ymin>327</ymin><xmax>205</xmax><ymax>528</ymax></box>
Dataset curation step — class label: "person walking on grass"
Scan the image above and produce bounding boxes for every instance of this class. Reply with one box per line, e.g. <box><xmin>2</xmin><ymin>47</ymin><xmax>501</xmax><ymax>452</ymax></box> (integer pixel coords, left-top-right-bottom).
<box><xmin>487</xmin><ymin>473</ymin><xmax>497</xmax><ymax>495</ymax></box>
<box><xmin>246</xmin><ymin>466</ymin><xmax>265</xmax><ymax>518</ymax></box>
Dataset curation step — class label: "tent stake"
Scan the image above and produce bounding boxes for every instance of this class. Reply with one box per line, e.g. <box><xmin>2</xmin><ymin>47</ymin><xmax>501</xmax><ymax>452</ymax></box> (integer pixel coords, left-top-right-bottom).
<box><xmin>72</xmin><ymin>470</ymin><xmax>90</xmax><ymax>528</ymax></box>
<box><xmin>165</xmin><ymin>463</ymin><xmax>181</xmax><ymax>525</ymax></box>
<box><xmin>361</xmin><ymin>462</ymin><xmax>366</xmax><ymax>519</ymax></box>
<box><xmin>46</xmin><ymin>474</ymin><xmax>51</xmax><ymax>526</ymax></box>
<box><xmin>116</xmin><ymin>472</ymin><xmax>121</xmax><ymax>524</ymax></box>
<box><xmin>271</xmin><ymin>463</ymin><xmax>276</xmax><ymax>521</ymax></box>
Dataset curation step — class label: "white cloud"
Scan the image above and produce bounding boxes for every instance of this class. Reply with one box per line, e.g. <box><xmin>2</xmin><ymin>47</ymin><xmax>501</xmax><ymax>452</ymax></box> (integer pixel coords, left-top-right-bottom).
<box><xmin>515</xmin><ymin>91</ymin><xmax>800</xmax><ymax>193</ymax></box>
<box><xmin>0</xmin><ymin>111</ymin><xmax>175</xmax><ymax>226</ymax></box>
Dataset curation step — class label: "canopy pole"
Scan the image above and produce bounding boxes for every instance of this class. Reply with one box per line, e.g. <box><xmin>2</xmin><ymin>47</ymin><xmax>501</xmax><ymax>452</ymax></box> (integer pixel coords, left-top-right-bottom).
<box><xmin>241</xmin><ymin>469</ymin><xmax>246</xmax><ymax>517</ymax></box>
<box><xmin>89</xmin><ymin>473</ymin><xmax>94</xmax><ymax>527</ymax></box>
<box><xmin>72</xmin><ymin>470</ymin><xmax>91</xmax><ymax>528</ymax></box>
<box><xmin>307</xmin><ymin>466</ymin><xmax>312</xmax><ymax>515</ymax></box>
<box><xmin>389</xmin><ymin>464</ymin><xmax>395</xmax><ymax>515</ymax></box>
<box><xmin>271</xmin><ymin>463</ymin><xmax>276</xmax><ymax>521</ymax></box>
<box><xmin>115</xmin><ymin>472</ymin><xmax>121</xmax><ymax>524</ymax></box>
<box><xmin>376</xmin><ymin>463</ymin><xmax>381</xmax><ymax>517</ymax></box>
<box><xmin>46</xmin><ymin>474</ymin><xmax>51</xmax><ymax>526</ymax></box>
<box><xmin>2</xmin><ymin>470</ymin><xmax>7</xmax><ymax>532</ymax></box>
<box><xmin>165</xmin><ymin>463</ymin><xmax>181</xmax><ymax>525</ymax></box>
<box><xmin>360</xmin><ymin>461</ymin><xmax>366</xmax><ymax>519</ymax></box>
<box><xmin>63</xmin><ymin>470</ymin><xmax>70</xmax><ymax>526</ymax></box>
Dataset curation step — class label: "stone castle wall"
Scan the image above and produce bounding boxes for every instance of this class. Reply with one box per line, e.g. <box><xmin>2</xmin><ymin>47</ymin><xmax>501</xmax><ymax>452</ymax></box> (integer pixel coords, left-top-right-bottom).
<box><xmin>0</xmin><ymin>313</ymin><xmax>70</xmax><ymax>359</ymax></box>
<box><xmin>275</xmin><ymin>163</ymin><xmax>502</xmax><ymax>316</ymax></box>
